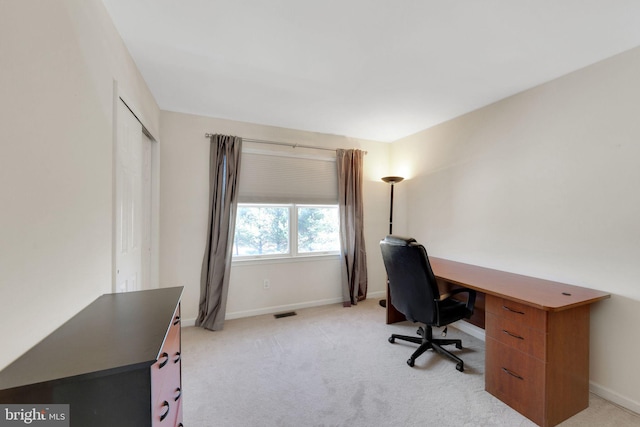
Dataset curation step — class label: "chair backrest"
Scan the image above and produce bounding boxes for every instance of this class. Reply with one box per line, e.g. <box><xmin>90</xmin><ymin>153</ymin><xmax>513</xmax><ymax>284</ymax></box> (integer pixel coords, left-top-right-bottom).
<box><xmin>380</xmin><ymin>235</ymin><xmax>440</xmax><ymax>324</ymax></box>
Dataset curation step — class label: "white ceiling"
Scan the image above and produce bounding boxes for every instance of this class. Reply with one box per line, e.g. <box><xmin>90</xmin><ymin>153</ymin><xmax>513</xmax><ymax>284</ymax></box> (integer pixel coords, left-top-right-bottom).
<box><xmin>101</xmin><ymin>1</ymin><xmax>640</xmax><ymax>142</ymax></box>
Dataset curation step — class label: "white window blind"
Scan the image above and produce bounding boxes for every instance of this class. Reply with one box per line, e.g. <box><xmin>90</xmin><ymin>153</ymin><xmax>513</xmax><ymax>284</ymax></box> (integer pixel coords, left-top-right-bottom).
<box><xmin>238</xmin><ymin>151</ymin><xmax>338</xmax><ymax>204</ymax></box>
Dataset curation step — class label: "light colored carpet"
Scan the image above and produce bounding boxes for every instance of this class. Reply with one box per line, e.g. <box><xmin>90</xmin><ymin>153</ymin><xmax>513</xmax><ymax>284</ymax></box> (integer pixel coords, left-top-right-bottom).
<box><xmin>181</xmin><ymin>298</ymin><xmax>639</xmax><ymax>426</ymax></box>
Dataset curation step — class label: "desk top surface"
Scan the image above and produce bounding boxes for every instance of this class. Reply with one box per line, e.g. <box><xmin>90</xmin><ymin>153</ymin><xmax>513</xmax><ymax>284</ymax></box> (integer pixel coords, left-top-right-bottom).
<box><xmin>430</xmin><ymin>257</ymin><xmax>610</xmax><ymax>311</ymax></box>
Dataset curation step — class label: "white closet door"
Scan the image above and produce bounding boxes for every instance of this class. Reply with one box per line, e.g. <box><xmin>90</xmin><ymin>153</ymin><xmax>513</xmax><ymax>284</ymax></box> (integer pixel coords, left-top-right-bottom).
<box><xmin>115</xmin><ymin>99</ymin><xmax>150</xmax><ymax>292</ymax></box>
<box><xmin>141</xmin><ymin>131</ymin><xmax>152</xmax><ymax>290</ymax></box>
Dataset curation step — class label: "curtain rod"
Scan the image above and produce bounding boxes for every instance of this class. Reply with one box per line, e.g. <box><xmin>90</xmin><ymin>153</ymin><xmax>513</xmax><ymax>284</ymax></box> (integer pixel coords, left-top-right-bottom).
<box><xmin>204</xmin><ymin>134</ymin><xmax>366</xmax><ymax>154</ymax></box>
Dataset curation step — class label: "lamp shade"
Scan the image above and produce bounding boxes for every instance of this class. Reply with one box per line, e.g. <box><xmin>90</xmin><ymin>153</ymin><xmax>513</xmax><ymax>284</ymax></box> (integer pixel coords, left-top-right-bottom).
<box><xmin>381</xmin><ymin>176</ymin><xmax>404</xmax><ymax>185</ymax></box>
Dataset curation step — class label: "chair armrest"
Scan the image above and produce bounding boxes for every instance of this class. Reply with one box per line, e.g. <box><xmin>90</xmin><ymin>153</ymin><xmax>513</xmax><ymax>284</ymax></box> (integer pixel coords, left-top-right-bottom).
<box><xmin>444</xmin><ymin>288</ymin><xmax>477</xmax><ymax>313</ymax></box>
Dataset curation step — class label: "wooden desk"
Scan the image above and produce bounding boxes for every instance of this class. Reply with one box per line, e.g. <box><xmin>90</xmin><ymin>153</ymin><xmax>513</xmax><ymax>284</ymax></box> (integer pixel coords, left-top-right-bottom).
<box><xmin>386</xmin><ymin>257</ymin><xmax>610</xmax><ymax>427</ymax></box>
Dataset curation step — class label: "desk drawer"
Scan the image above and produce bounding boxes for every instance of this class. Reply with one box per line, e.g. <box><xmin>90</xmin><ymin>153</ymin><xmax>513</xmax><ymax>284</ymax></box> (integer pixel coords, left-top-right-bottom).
<box><xmin>486</xmin><ymin>312</ymin><xmax>546</xmax><ymax>361</ymax></box>
<box><xmin>486</xmin><ymin>296</ymin><xmax>547</xmax><ymax>332</ymax></box>
<box><xmin>486</xmin><ymin>337</ymin><xmax>545</xmax><ymax>425</ymax></box>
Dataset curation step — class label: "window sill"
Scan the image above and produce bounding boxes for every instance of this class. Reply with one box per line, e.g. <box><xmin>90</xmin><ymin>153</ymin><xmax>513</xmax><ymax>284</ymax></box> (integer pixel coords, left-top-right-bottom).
<box><xmin>231</xmin><ymin>253</ymin><xmax>340</xmax><ymax>266</ymax></box>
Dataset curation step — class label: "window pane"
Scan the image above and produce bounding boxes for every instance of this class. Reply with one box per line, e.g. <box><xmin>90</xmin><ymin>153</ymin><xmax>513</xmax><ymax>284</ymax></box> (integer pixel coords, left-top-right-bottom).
<box><xmin>297</xmin><ymin>206</ymin><xmax>340</xmax><ymax>253</ymax></box>
<box><xmin>234</xmin><ymin>206</ymin><xmax>289</xmax><ymax>256</ymax></box>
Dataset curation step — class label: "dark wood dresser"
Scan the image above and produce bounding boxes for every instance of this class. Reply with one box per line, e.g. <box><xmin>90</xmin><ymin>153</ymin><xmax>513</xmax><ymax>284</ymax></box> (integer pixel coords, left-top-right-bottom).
<box><xmin>0</xmin><ymin>287</ymin><xmax>184</xmax><ymax>427</ymax></box>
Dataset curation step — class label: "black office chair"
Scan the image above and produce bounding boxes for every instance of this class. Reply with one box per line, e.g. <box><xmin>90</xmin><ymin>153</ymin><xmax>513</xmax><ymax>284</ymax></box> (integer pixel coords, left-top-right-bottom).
<box><xmin>380</xmin><ymin>235</ymin><xmax>476</xmax><ymax>371</ymax></box>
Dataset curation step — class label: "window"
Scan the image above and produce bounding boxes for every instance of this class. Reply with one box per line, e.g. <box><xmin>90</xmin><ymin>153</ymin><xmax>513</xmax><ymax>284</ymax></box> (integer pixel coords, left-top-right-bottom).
<box><xmin>296</xmin><ymin>205</ymin><xmax>340</xmax><ymax>254</ymax></box>
<box><xmin>233</xmin><ymin>148</ymin><xmax>340</xmax><ymax>260</ymax></box>
<box><xmin>233</xmin><ymin>205</ymin><xmax>290</xmax><ymax>257</ymax></box>
<box><xmin>233</xmin><ymin>204</ymin><xmax>340</xmax><ymax>259</ymax></box>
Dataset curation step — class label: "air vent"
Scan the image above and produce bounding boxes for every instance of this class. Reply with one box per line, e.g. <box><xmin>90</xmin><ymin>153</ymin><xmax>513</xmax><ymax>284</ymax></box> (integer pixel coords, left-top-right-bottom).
<box><xmin>274</xmin><ymin>311</ymin><xmax>297</xmax><ymax>319</ymax></box>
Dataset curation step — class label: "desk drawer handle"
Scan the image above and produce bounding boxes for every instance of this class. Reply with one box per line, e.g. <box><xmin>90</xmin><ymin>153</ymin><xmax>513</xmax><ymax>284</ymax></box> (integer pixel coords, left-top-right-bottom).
<box><xmin>159</xmin><ymin>352</ymin><xmax>170</xmax><ymax>369</ymax></box>
<box><xmin>174</xmin><ymin>387</ymin><xmax>182</xmax><ymax>402</ymax></box>
<box><xmin>502</xmin><ymin>329</ymin><xmax>524</xmax><ymax>340</ymax></box>
<box><xmin>502</xmin><ymin>367</ymin><xmax>524</xmax><ymax>381</ymax></box>
<box><xmin>502</xmin><ymin>305</ymin><xmax>525</xmax><ymax>315</ymax></box>
<box><xmin>173</xmin><ymin>315</ymin><xmax>181</xmax><ymax>326</ymax></box>
<box><xmin>160</xmin><ymin>401</ymin><xmax>170</xmax><ymax>421</ymax></box>
<box><xmin>174</xmin><ymin>351</ymin><xmax>181</xmax><ymax>364</ymax></box>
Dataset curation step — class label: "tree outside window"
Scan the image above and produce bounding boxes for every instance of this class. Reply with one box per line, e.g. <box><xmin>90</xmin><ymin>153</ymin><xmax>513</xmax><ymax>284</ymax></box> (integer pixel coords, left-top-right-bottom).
<box><xmin>233</xmin><ymin>204</ymin><xmax>339</xmax><ymax>258</ymax></box>
<box><xmin>297</xmin><ymin>206</ymin><xmax>340</xmax><ymax>253</ymax></box>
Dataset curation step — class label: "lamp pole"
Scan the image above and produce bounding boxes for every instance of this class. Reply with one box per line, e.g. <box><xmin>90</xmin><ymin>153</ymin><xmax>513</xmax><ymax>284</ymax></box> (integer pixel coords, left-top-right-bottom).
<box><xmin>381</xmin><ymin>176</ymin><xmax>404</xmax><ymax>235</ymax></box>
<box><xmin>380</xmin><ymin>176</ymin><xmax>404</xmax><ymax>310</ymax></box>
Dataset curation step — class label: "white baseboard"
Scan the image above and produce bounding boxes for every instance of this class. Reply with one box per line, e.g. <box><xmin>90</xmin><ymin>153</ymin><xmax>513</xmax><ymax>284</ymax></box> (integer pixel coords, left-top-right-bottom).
<box><xmin>589</xmin><ymin>381</ymin><xmax>640</xmax><ymax>415</ymax></box>
<box><xmin>181</xmin><ymin>317</ymin><xmax>197</xmax><ymax>327</ymax></box>
<box><xmin>183</xmin><ymin>291</ymin><xmax>388</xmax><ymax>327</ymax></box>
<box><xmin>225</xmin><ymin>291</ymin><xmax>388</xmax><ymax>321</ymax></box>
<box><xmin>452</xmin><ymin>320</ymin><xmax>486</xmax><ymax>341</ymax></box>
<box><xmin>225</xmin><ymin>296</ymin><xmax>344</xmax><ymax>320</ymax></box>
<box><xmin>182</xmin><ymin>299</ymin><xmax>344</xmax><ymax>327</ymax></box>
<box><xmin>366</xmin><ymin>290</ymin><xmax>386</xmax><ymax>299</ymax></box>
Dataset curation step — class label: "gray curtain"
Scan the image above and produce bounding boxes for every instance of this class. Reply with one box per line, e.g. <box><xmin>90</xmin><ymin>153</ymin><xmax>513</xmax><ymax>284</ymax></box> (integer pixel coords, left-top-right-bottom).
<box><xmin>197</xmin><ymin>134</ymin><xmax>242</xmax><ymax>330</ymax></box>
<box><xmin>336</xmin><ymin>149</ymin><xmax>368</xmax><ymax>306</ymax></box>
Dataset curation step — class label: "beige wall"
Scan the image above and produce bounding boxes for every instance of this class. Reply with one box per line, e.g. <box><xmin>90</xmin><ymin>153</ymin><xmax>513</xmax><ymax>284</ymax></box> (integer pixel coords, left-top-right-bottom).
<box><xmin>0</xmin><ymin>0</ymin><xmax>159</xmax><ymax>369</ymax></box>
<box><xmin>159</xmin><ymin>111</ymin><xmax>390</xmax><ymax>323</ymax></box>
<box><xmin>391</xmin><ymin>47</ymin><xmax>640</xmax><ymax>412</ymax></box>
<box><xmin>3</xmin><ymin>0</ymin><xmax>638</xmax><ymax>415</ymax></box>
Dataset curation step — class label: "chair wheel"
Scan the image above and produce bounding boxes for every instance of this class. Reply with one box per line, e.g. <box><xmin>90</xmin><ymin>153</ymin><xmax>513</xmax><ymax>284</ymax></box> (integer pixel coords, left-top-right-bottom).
<box><xmin>407</xmin><ymin>359</ymin><xmax>415</xmax><ymax>367</ymax></box>
<box><xmin>456</xmin><ymin>363</ymin><xmax>464</xmax><ymax>372</ymax></box>
<box><xmin>388</xmin><ymin>337</ymin><xmax>395</xmax><ymax>343</ymax></box>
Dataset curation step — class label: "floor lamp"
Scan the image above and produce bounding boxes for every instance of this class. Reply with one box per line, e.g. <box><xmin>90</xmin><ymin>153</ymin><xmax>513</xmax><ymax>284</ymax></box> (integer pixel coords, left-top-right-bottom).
<box><xmin>380</xmin><ymin>176</ymin><xmax>404</xmax><ymax>308</ymax></box>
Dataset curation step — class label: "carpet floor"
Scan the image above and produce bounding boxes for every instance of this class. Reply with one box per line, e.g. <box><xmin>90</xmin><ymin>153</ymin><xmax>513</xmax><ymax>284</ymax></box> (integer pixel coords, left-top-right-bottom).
<box><xmin>181</xmin><ymin>298</ymin><xmax>639</xmax><ymax>426</ymax></box>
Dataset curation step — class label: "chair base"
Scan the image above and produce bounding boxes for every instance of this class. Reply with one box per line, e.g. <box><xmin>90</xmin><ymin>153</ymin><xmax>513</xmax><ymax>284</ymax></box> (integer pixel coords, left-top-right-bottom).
<box><xmin>389</xmin><ymin>325</ymin><xmax>465</xmax><ymax>371</ymax></box>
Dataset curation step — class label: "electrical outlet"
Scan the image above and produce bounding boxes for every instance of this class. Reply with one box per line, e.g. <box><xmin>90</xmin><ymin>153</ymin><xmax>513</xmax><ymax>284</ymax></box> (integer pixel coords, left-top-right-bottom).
<box><xmin>263</xmin><ymin>279</ymin><xmax>270</xmax><ymax>289</ymax></box>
